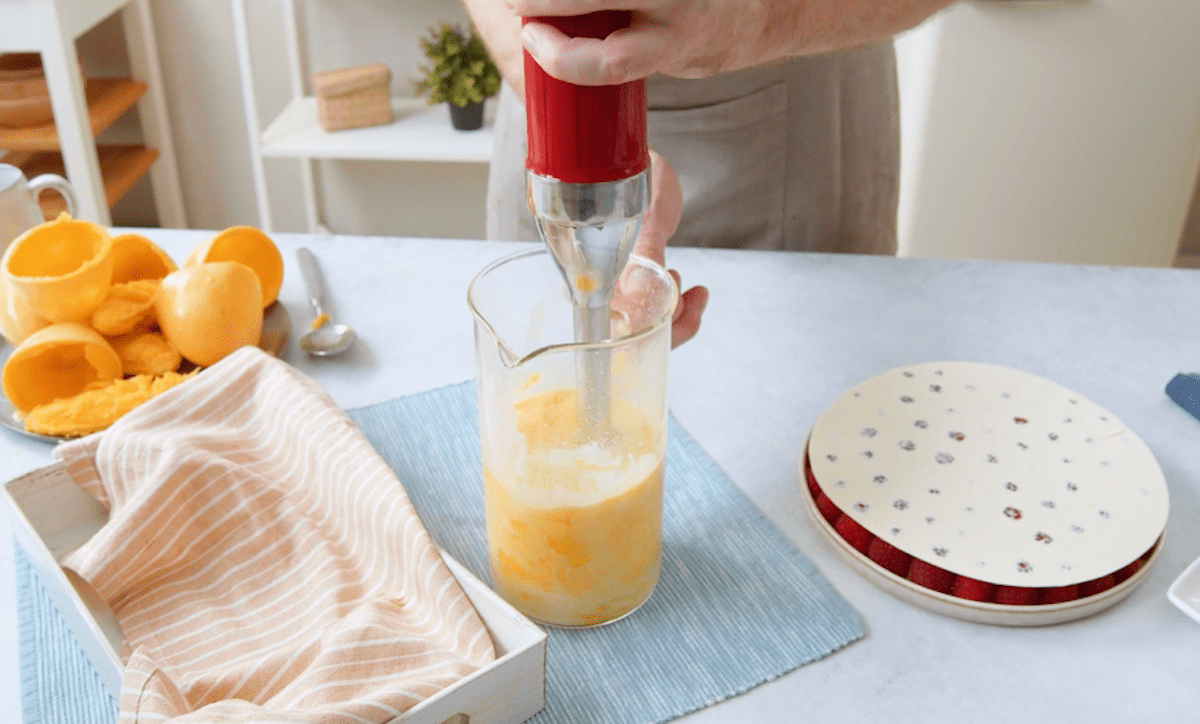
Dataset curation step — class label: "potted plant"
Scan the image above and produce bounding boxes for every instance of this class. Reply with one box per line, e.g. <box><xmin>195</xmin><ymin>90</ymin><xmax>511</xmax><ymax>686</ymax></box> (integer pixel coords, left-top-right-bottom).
<box><xmin>415</xmin><ymin>23</ymin><xmax>501</xmax><ymax>131</ymax></box>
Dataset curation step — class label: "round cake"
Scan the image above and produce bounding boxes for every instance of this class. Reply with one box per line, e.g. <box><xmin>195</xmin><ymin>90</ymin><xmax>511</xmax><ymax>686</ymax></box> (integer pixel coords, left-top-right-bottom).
<box><xmin>802</xmin><ymin>361</ymin><xmax>1168</xmax><ymax>625</ymax></box>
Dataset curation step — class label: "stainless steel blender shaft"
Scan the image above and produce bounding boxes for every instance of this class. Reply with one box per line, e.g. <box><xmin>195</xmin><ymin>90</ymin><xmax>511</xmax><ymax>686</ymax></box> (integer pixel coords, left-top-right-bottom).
<box><xmin>529</xmin><ymin>170</ymin><xmax>650</xmax><ymax>430</ymax></box>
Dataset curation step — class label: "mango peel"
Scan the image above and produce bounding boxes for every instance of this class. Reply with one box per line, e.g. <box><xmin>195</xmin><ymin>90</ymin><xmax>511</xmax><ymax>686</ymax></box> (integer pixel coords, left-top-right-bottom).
<box><xmin>2</xmin><ymin>322</ymin><xmax>123</xmax><ymax>415</ymax></box>
<box><xmin>1</xmin><ymin>219</ymin><xmax>284</xmax><ymax>434</ymax></box>
<box><xmin>185</xmin><ymin>226</ymin><xmax>283</xmax><ymax>307</ymax></box>
<box><xmin>1</xmin><ymin>213</ymin><xmax>114</xmax><ymax>323</ymax></box>
<box><xmin>91</xmin><ymin>279</ymin><xmax>160</xmax><ymax>336</ymax></box>
<box><xmin>109</xmin><ymin>233</ymin><xmax>177</xmax><ymax>283</ymax></box>
<box><xmin>0</xmin><ymin>272</ymin><xmax>49</xmax><ymax>346</ymax></box>
<box><xmin>155</xmin><ymin>261</ymin><xmax>263</xmax><ymax>368</ymax></box>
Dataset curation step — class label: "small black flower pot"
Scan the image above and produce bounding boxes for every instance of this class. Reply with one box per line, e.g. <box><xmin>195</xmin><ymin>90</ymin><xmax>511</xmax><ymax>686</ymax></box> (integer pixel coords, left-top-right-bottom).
<box><xmin>448</xmin><ymin>101</ymin><xmax>484</xmax><ymax>131</ymax></box>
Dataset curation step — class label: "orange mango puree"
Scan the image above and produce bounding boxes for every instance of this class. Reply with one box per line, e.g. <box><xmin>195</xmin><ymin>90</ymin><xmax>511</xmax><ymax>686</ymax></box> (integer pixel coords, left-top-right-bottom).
<box><xmin>484</xmin><ymin>388</ymin><xmax>664</xmax><ymax>627</ymax></box>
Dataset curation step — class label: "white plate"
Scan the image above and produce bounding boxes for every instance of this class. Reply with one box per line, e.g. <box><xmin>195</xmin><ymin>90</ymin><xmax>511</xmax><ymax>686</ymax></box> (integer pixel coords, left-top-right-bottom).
<box><xmin>799</xmin><ymin>360</ymin><xmax>1169</xmax><ymax>626</ymax></box>
<box><xmin>0</xmin><ymin>301</ymin><xmax>291</xmax><ymax>443</ymax></box>
<box><xmin>1167</xmin><ymin>554</ymin><xmax>1200</xmax><ymax>625</ymax></box>
<box><xmin>807</xmin><ymin>361</ymin><xmax>1169</xmax><ymax>590</ymax></box>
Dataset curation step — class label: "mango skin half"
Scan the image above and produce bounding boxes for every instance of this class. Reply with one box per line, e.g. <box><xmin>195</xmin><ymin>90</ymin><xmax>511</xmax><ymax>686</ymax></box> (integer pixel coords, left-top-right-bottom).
<box><xmin>2</xmin><ymin>322</ymin><xmax>123</xmax><ymax>415</ymax></box>
<box><xmin>109</xmin><ymin>233</ymin><xmax>177</xmax><ymax>283</ymax></box>
<box><xmin>185</xmin><ymin>226</ymin><xmax>283</xmax><ymax>308</ymax></box>
<box><xmin>0</xmin><ymin>272</ymin><xmax>49</xmax><ymax>346</ymax></box>
<box><xmin>1</xmin><ymin>214</ymin><xmax>114</xmax><ymax>324</ymax></box>
<box><xmin>155</xmin><ymin>261</ymin><xmax>263</xmax><ymax>367</ymax></box>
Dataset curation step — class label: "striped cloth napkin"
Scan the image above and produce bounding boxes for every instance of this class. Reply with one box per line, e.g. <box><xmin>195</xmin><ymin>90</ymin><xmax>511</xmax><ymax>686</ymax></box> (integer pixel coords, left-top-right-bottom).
<box><xmin>52</xmin><ymin>347</ymin><xmax>497</xmax><ymax>723</ymax></box>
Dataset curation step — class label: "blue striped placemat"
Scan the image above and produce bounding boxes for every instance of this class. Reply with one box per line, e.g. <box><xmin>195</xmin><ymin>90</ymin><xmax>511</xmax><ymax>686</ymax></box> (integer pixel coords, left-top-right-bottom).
<box><xmin>348</xmin><ymin>381</ymin><xmax>865</xmax><ymax>724</ymax></box>
<box><xmin>14</xmin><ymin>538</ymin><xmax>118</xmax><ymax>724</ymax></box>
<box><xmin>15</xmin><ymin>379</ymin><xmax>865</xmax><ymax>724</ymax></box>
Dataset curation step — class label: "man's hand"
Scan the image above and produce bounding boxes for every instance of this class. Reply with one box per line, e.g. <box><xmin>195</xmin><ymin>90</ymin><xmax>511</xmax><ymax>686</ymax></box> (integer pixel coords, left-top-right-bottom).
<box><xmin>508</xmin><ymin>0</ymin><xmax>956</xmax><ymax>86</ymax></box>
<box><xmin>634</xmin><ymin>150</ymin><xmax>707</xmax><ymax>348</ymax></box>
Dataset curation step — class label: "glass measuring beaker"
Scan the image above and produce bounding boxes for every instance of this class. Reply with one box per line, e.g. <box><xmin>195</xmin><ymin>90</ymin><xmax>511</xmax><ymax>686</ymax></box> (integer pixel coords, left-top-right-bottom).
<box><xmin>468</xmin><ymin>247</ymin><xmax>677</xmax><ymax>627</ymax></box>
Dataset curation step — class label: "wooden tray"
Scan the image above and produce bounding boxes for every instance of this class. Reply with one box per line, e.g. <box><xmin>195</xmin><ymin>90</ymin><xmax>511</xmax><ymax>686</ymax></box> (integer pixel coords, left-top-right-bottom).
<box><xmin>3</xmin><ymin>462</ymin><xmax>547</xmax><ymax>724</ymax></box>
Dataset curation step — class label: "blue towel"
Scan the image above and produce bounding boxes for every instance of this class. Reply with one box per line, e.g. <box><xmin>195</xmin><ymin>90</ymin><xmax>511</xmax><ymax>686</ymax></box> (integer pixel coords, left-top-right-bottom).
<box><xmin>347</xmin><ymin>381</ymin><xmax>865</xmax><ymax>724</ymax></box>
<box><xmin>1166</xmin><ymin>373</ymin><xmax>1200</xmax><ymax>423</ymax></box>
<box><xmin>14</xmin><ymin>539</ymin><xmax>118</xmax><ymax>724</ymax></box>
<box><xmin>16</xmin><ymin>380</ymin><xmax>865</xmax><ymax>724</ymax></box>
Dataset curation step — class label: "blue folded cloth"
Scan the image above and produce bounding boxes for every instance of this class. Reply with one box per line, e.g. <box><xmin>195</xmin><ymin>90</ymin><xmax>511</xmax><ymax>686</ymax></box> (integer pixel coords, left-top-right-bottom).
<box><xmin>1166</xmin><ymin>373</ymin><xmax>1200</xmax><ymax>423</ymax></box>
<box><xmin>348</xmin><ymin>381</ymin><xmax>865</xmax><ymax>724</ymax></box>
<box><xmin>17</xmin><ymin>380</ymin><xmax>865</xmax><ymax>724</ymax></box>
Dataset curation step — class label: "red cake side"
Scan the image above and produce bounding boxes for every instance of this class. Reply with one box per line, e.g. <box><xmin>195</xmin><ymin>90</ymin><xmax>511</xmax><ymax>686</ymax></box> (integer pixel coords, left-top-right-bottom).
<box><xmin>804</xmin><ymin>450</ymin><xmax>1154</xmax><ymax>607</ymax></box>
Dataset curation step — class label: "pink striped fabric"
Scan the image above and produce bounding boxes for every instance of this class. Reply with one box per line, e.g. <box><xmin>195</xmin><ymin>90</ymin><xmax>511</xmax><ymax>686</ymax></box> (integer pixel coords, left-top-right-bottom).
<box><xmin>55</xmin><ymin>347</ymin><xmax>496</xmax><ymax>723</ymax></box>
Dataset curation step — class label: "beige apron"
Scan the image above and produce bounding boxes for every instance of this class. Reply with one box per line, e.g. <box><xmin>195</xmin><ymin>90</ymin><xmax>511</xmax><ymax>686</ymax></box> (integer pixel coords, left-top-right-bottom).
<box><xmin>486</xmin><ymin>40</ymin><xmax>898</xmax><ymax>254</ymax></box>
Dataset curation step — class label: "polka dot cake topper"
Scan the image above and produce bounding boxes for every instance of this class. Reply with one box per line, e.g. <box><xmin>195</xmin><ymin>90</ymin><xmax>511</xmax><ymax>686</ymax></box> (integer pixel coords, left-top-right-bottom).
<box><xmin>808</xmin><ymin>362</ymin><xmax>1168</xmax><ymax>589</ymax></box>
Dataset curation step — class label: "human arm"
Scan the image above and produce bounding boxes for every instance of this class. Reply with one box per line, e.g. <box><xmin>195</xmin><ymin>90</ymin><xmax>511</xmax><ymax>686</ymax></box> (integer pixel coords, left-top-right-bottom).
<box><xmin>461</xmin><ymin>0</ymin><xmax>527</xmax><ymax>94</ymax></box>
<box><xmin>510</xmin><ymin>0</ymin><xmax>959</xmax><ymax>86</ymax></box>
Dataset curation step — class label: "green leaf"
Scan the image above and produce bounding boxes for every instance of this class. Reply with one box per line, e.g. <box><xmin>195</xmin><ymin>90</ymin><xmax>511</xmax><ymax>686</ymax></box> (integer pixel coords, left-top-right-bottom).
<box><xmin>412</xmin><ymin>20</ymin><xmax>502</xmax><ymax>107</ymax></box>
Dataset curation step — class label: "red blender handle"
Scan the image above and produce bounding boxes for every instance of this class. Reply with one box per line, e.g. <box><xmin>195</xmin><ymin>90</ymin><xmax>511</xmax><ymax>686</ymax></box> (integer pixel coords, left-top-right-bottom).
<box><xmin>523</xmin><ymin>11</ymin><xmax>648</xmax><ymax>184</ymax></box>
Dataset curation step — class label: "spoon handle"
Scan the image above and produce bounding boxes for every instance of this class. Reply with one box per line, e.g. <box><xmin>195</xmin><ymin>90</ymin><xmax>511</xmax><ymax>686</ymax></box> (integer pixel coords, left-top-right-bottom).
<box><xmin>296</xmin><ymin>247</ymin><xmax>328</xmax><ymax>318</ymax></box>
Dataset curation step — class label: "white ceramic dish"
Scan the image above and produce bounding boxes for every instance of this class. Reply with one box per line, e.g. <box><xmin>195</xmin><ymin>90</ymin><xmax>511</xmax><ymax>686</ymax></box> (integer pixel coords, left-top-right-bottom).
<box><xmin>808</xmin><ymin>362</ymin><xmax>1169</xmax><ymax>590</ymax></box>
<box><xmin>800</xmin><ymin>361</ymin><xmax>1168</xmax><ymax>626</ymax></box>
<box><xmin>4</xmin><ymin>461</ymin><xmax>547</xmax><ymax>724</ymax></box>
<box><xmin>0</xmin><ymin>301</ymin><xmax>291</xmax><ymax>443</ymax></box>
<box><xmin>1167</xmin><ymin>554</ymin><xmax>1200</xmax><ymax>625</ymax></box>
<box><xmin>799</xmin><ymin>449</ymin><xmax>1162</xmax><ymax>626</ymax></box>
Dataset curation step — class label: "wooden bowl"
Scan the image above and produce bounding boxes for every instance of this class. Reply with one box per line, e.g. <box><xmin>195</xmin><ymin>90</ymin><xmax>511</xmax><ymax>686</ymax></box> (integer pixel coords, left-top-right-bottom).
<box><xmin>0</xmin><ymin>54</ymin><xmax>51</xmax><ymax>126</ymax></box>
<box><xmin>0</xmin><ymin>93</ymin><xmax>53</xmax><ymax>128</ymax></box>
<box><xmin>0</xmin><ymin>70</ymin><xmax>48</xmax><ymax>99</ymax></box>
<box><xmin>0</xmin><ymin>74</ymin><xmax>49</xmax><ymax>100</ymax></box>
<box><xmin>0</xmin><ymin>53</ymin><xmax>45</xmax><ymax>82</ymax></box>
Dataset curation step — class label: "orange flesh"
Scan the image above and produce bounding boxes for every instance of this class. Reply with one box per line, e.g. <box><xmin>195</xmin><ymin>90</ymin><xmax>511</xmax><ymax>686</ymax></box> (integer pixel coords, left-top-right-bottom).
<box><xmin>484</xmin><ymin>388</ymin><xmax>663</xmax><ymax>626</ymax></box>
<box><xmin>2</xmin><ymin>330</ymin><xmax>122</xmax><ymax>413</ymax></box>
<box><xmin>574</xmin><ymin>273</ymin><xmax>597</xmax><ymax>294</ymax></box>
<box><xmin>6</xmin><ymin>222</ymin><xmax>101</xmax><ymax>277</ymax></box>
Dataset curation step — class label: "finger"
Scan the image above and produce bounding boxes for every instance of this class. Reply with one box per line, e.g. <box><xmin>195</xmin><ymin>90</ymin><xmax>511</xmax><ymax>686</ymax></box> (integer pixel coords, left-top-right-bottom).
<box><xmin>522</xmin><ymin>18</ymin><xmax>671</xmax><ymax>85</ymax></box>
<box><xmin>669</xmin><ymin>269</ymin><xmax>683</xmax><ymax>322</ymax></box>
<box><xmin>671</xmin><ymin>285</ymin><xmax>709</xmax><ymax>349</ymax></box>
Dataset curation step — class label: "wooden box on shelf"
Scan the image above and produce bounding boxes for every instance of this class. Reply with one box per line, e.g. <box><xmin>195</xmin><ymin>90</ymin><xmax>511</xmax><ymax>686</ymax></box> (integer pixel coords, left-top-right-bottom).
<box><xmin>312</xmin><ymin>63</ymin><xmax>393</xmax><ymax>132</ymax></box>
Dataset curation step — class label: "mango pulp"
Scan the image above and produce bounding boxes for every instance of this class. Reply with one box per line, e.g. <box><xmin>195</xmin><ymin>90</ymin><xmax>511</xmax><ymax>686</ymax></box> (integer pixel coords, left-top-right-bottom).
<box><xmin>484</xmin><ymin>388</ymin><xmax>663</xmax><ymax>627</ymax></box>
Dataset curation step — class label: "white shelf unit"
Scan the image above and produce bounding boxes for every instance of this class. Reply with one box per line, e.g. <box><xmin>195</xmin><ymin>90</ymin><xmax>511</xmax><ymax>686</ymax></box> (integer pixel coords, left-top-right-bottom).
<box><xmin>230</xmin><ymin>0</ymin><xmax>493</xmax><ymax>234</ymax></box>
<box><xmin>0</xmin><ymin>0</ymin><xmax>186</xmax><ymax>227</ymax></box>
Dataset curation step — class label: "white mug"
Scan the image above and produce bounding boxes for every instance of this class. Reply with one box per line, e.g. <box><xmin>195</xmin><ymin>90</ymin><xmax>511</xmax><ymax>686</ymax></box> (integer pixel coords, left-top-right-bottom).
<box><xmin>0</xmin><ymin>163</ymin><xmax>76</xmax><ymax>253</ymax></box>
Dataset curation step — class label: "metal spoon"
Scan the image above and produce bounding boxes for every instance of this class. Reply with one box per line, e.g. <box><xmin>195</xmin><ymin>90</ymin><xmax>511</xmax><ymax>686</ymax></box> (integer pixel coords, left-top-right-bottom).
<box><xmin>296</xmin><ymin>247</ymin><xmax>356</xmax><ymax>356</ymax></box>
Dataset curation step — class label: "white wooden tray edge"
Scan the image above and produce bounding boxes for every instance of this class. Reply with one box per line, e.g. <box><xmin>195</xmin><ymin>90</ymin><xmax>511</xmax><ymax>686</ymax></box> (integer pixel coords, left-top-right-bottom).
<box><xmin>3</xmin><ymin>462</ymin><xmax>547</xmax><ymax>724</ymax></box>
<box><xmin>1167</xmin><ymin>553</ymin><xmax>1200</xmax><ymax>626</ymax></box>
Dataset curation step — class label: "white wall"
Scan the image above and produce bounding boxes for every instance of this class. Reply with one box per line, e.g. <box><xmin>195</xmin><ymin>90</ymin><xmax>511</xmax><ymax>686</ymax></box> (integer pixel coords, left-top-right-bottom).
<box><xmin>894</xmin><ymin>0</ymin><xmax>1200</xmax><ymax>267</ymax></box>
<box><xmin>145</xmin><ymin>0</ymin><xmax>487</xmax><ymax>238</ymax></box>
<box><xmin>80</xmin><ymin>0</ymin><xmax>1200</xmax><ymax>263</ymax></box>
<box><xmin>1178</xmin><ymin>170</ymin><xmax>1200</xmax><ymax>266</ymax></box>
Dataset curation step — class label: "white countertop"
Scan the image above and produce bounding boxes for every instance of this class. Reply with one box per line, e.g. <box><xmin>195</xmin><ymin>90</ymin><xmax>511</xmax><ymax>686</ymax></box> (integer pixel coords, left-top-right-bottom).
<box><xmin>3</xmin><ymin>230</ymin><xmax>1200</xmax><ymax>722</ymax></box>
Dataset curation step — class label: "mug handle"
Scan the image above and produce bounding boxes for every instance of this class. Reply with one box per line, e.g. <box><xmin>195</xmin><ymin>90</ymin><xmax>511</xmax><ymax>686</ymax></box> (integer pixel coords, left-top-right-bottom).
<box><xmin>26</xmin><ymin>173</ymin><xmax>77</xmax><ymax>218</ymax></box>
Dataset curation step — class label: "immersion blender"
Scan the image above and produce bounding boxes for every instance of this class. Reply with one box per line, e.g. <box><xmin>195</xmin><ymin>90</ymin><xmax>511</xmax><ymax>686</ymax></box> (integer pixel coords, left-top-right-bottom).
<box><xmin>523</xmin><ymin>11</ymin><xmax>650</xmax><ymax>432</ymax></box>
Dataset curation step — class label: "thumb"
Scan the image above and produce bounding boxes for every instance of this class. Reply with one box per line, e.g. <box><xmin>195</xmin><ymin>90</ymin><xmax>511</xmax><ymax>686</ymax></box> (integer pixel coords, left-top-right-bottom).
<box><xmin>633</xmin><ymin>149</ymin><xmax>683</xmax><ymax>266</ymax></box>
